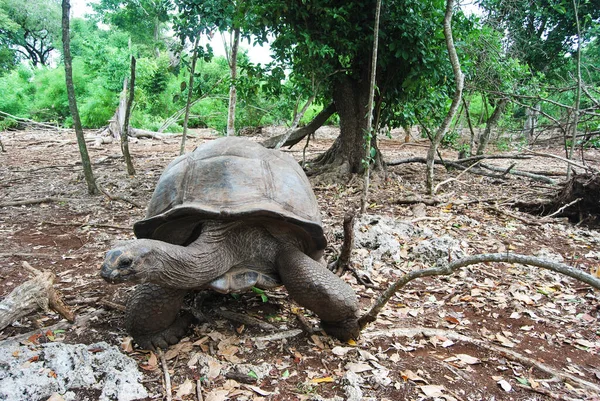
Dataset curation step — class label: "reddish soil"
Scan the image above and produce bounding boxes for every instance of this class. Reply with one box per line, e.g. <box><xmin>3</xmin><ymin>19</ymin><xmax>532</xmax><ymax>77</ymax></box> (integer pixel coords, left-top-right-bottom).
<box><xmin>1</xmin><ymin>128</ymin><xmax>599</xmax><ymax>401</ymax></box>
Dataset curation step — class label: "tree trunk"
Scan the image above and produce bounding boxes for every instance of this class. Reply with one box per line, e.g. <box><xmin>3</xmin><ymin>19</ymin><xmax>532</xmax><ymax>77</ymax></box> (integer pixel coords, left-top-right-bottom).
<box><xmin>181</xmin><ymin>36</ymin><xmax>200</xmax><ymax>155</ymax></box>
<box><xmin>476</xmin><ymin>98</ymin><xmax>507</xmax><ymax>155</ymax></box>
<box><xmin>567</xmin><ymin>0</ymin><xmax>582</xmax><ymax>180</ymax></box>
<box><xmin>523</xmin><ymin>103</ymin><xmax>539</xmax><ymax>143</ymax></box>
<box><xmin>61</xmin><ymin>0</ymin><xmax>98</xmax><ymax>195</ymax></box>
<box><xmin>425</xmin><ymin>0</ymin><xmax>464</xmax><ymax>195</ymax></box>
<box><xmin>121</xmin><ymin>56</ymin><xmax>136</xmax><ymax>175</ymax></box>
<box><xmin>360</xmin><ymin>0</ymin><xmax>382</xmax><ymax>214</ymax></box>
<box><xmin>227</xmin><ymin>27</ymin><xmax>240</xmax><ymax>137</ymax></box>
<box><xmin>313</xmin><ymin>74</ymin><xmax>377</xmax><ymax>175</ymax></box>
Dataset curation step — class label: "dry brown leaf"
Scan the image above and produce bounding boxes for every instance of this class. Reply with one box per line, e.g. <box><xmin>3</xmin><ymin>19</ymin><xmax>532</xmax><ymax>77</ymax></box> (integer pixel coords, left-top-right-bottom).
<box><xmin>174</xmin><ymin>378</ymin><xmax>195</xmax><ymax>399</ymax></box>
<box><xmin>204</xmin><ymin>389</ymin><xmax>229</xmax><ymax>401</ymax></box>
<box><xmin>140</xmin><ymin>352</ymin><xmax>158</xmax><ymax>371</ymax></box>
<box><xmin>46</xmin><ymin>394</ymin><xmax>65</xmax><ymax>401</ymax></box>
<box><xmin>120</xmin><ymin>337</ymin><xmax>134</xmax><ymax>353</ymax></box>
<box><xmin>495</xmin><ymin>333</ymin><xmax>515</xmax><ymax>348</ymax></box>
<box><xmin>207</xmin><ymin>359</ymin><xmax>222</xmax><ymax>379</ymax></box>
<box><xmin>310</xmin><ymin>334</ymin><xmax>325</xmax><ymax>349</ymax></box>
<box><xmin>345</xmin><ymin>362</ymin><xmax>372</xmax><ymax>373</ymax></box>
<box><xmin>331</xmin><ymin>346</ymin><xmax>353</xmax><ymax>356</ymax></box>
<box><xmin>400</xmin><ymin>369</ymin><xmax>427</xmax><ymax>383</ymax></box>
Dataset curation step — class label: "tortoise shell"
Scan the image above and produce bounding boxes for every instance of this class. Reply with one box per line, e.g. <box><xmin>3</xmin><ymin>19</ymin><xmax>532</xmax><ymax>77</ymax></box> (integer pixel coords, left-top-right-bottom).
<box><xmin>133</xmin><ymin>137</ymin><xmax>326</xmax><ymax>251</ymax></box>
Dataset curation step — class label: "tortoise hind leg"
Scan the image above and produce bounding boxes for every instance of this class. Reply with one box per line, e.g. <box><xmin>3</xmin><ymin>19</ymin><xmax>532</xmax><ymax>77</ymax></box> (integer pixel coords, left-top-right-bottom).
<box><xmin>275</xmin><ymin>246</ymin><xmax>360</xmax><ymax>341</ymax></box>
<box><xmin>125</xmin><ymin>283</ymin><xmax>193</xmax><ymax>350</ymax></box>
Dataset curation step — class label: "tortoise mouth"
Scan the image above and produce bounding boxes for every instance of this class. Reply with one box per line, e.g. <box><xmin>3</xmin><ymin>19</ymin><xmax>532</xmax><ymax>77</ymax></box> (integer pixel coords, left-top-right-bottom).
<box><xmin>100</xmin><ymin>263</ymin><xmax>138</xmax><ymax>283</ymax></box>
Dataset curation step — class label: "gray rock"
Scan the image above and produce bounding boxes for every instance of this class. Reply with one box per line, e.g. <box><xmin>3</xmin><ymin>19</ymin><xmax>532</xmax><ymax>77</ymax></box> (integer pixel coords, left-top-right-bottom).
<box><xmin>0</xmin><ymin>341</ymin><xmax>147</xmax><ymax>401</ymax></box>
<box><xmin>412</xmin><ymin>235</ymin><xmax>464</xmax><ymax>265</ymax></box>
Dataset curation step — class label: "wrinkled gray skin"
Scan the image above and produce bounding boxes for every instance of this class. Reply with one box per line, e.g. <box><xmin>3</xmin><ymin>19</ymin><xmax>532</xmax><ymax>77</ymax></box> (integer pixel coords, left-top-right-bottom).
<box><xmin>101</xmin><ymin>220</ymin><xmax>360</xmax><ymax>350</ymax></box>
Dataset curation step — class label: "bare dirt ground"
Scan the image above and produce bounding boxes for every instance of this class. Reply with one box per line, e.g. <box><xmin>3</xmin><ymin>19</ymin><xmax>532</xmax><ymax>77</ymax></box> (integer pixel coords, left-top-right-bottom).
<box><xmin>1</xmin><ymin>127</ymin><xmax>599</xmax><ymax>401</ymax></box>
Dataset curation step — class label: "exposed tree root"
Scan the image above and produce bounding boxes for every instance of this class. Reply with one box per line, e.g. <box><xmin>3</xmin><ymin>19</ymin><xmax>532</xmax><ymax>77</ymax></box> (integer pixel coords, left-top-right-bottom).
<box><xmin>516</xmin><ymin>173</ymin><xmax>600</xmax><ymax>225</ymax></box>
<box><xmin>328</xmin><ymin>213</ymin><xmax>356</xmax><ymax>275</ymax></box>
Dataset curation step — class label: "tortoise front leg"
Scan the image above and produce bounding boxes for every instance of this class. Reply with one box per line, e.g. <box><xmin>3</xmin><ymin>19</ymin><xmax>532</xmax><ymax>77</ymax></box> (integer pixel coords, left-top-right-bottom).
<box><xmin>125</xmin><ymin>283</ymin><xmax>193</xmax><ymax>350</ymax></box>
<box><xmin>276</xmin><ymin>246</ymin><xmax>360</xmax><ymax>341</ymax></box>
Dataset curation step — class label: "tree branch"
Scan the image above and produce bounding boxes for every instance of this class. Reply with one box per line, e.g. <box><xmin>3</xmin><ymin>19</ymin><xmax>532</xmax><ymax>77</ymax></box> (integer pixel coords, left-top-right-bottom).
<box><xmin>358</xmin><ymin>252</ymin><xmax>600</xmax><ymax>329</ymax></box>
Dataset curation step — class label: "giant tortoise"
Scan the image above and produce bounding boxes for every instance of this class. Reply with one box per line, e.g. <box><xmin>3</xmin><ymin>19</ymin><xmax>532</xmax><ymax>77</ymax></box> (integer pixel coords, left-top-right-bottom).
<box><xmin>100</xmin><ymin>137</ymin><xmax>360</xmax><ymax>349</ymax></box>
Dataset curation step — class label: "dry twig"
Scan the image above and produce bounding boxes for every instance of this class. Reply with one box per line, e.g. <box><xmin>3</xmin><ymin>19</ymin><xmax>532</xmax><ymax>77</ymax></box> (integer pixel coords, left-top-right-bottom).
<box><xmin>359</xmin><ymin>253</ymin><xmax>600</xmax><ymax>329</ymax></box>
<box><xmin>158</xmin><ymin>349</ymin><xmax>173</xmax><ymax>401</ymax></box>
<box><xmin>0</xmin><ymin>197</ymin><xmax>73</xmax><ymax>208</ymax></box>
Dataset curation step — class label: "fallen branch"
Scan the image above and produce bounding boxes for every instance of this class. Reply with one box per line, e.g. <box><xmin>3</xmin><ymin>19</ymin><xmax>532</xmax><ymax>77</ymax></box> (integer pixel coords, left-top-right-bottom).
<box><xmin>359</xmin><ymin>253</ymin><xmax>600</xmax><ymax>329</ymax></box>
<box><xmin>480</xmin><ymin>163</ymin><xmax>558</xmax><ymax>185</ymax></box>
<box><xmin>523</xmin><ymin>149</ymin><xmax>600</xmax><ymax>174</ymax></box>
<box><xmin>363</xmin><ymin>326</ymin><xmax>600</xmax><ymax>395</ymax></box>
<box><xmin>0</xmin><ymin>110</ymin><xmax>66</xmax><ymax>131</ymax></box>
<box><xmin>253</xmin><ymin>329</ymin><xmax>303</xmax><ymax>342</ymax></box>
<box><xmin>260</xmin><ymin>103</ymin><xmax>336</xmax><ymax>149</ymax></box>
<box><xmin>0</xmin><ymin>197</ymin><xmax>73</xmax><ymax>208</ymax></box>
<box><xmin>0</xmin><ymin>262</ymin><xmax>74</xmax><ymax>331</ymax></box>
<box><xmin>0</xmin><ymin>253</ymin><xmax>58</xmax><ymax>259</ymax></box>
<box><xmin>395</xmin><ymin>196</ymin><xmax>443</xmax><ymax>206</ymax></box>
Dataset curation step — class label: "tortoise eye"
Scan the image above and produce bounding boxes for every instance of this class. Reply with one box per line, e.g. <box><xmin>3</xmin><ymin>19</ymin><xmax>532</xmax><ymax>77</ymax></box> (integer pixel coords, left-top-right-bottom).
<box><xmin>118</xmin><ymin>256</ymin><xmax>133</xmax><ymax>269</ymax></box>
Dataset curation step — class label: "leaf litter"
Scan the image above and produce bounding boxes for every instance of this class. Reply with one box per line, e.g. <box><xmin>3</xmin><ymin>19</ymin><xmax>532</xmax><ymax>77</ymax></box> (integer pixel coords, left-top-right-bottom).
<box><xmin>0</xmin><ymin>128</ymin><xmax>599</xmax><ymax>400</ymax></box>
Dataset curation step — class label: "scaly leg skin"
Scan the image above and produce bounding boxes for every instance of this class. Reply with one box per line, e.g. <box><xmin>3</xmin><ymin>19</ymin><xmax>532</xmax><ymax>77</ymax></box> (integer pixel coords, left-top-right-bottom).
<box><xmin>125</xmin><ymin>283</ymin><xmax>193</xmax><ymax>350</ymax></box>
<box><xmin>276</xmin><ymin>246</ymin><xmax>360</xmax><ymax>341</ymax></box>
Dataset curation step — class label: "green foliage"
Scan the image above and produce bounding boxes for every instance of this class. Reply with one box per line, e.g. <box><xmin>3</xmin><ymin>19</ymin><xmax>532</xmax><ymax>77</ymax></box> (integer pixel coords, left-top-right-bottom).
<box><xmin>91</xmin><ymin>0</ymin><xmax>173</xmax><ymax>56</ymax></box>
<box><xmin>0</xmin><ymin>0</ymin><xmax>62</xmax><ymax>66</ymax></box>
<box><xmin>440</xmin><ymin>130</ymin><xmax>461</xmax><ymax>149</ymax></box>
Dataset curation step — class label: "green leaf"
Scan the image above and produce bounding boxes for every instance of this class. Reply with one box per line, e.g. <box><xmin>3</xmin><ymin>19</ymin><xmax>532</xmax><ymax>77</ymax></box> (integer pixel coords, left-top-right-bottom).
<box><xmin>282</xmin><ymin>369</ymin><xmax>290</xmax><ymax>378</ymax></box>
<box><xmin>248</xmin><ymin>370</ymin><xmax>259</xmax><ymax>379</ymax></box>
<box><xmin>515</xmin><ymin>377</ymin><xmax>529</xmax><ymax>385</ymax></box>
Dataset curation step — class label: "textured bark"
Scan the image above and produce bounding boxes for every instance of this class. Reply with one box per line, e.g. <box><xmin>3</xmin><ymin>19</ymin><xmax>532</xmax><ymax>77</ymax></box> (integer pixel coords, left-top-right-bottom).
<box><xmin>226</xmin><ymin>27</ymin><xmax>240</xmax><ymax>137</ymax></box>
<box><xmin>181</xmin><ymin>36</ymin><xmax>200</xmax><ymax>155</ymax></box>
<box><xmin>314</xmin><ymin>74</ymin><xmax>376</xmax><ymax>174</ymax></box>
<box><xmin>425</xmin><ymin>0</ymin><xmax>464</xmax><ymax>195</ymax></box>
<box><xmin>121</xmin><ymin>56</ymin><xmax>136</xmax><ymax>175</ymax></box>
<box><xmin>0</xmin><ymin>263</ymin><xmax>74</xmax><ymax>331</ymax></box>
<box><xmin>360</xmin><ymin>0</ymin><xmax>382</xmax><ymax>214</ymax></box>
<box><xmin>61</xmin><ymin>0</ymin><xmax>98</xmax><ymax>195</ymax></box>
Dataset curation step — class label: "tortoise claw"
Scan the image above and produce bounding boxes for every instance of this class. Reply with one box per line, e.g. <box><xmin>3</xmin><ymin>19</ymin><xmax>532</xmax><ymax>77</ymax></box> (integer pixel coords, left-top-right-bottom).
<box><xmin>132</xmin><ymin>313</ymin><xmax>194</xmax><ymax>350</ymax></box>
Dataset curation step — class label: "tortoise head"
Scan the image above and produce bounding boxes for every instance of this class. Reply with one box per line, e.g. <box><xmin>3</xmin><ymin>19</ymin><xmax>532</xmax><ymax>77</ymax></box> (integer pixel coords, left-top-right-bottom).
<box><xmin>100</xmin><ymin>241</ymin><xmax>158</xmax><ymax>284</ymax></box>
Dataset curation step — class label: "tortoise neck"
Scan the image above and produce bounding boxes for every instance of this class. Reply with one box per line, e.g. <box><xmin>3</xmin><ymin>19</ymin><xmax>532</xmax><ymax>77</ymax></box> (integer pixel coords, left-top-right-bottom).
<box><xmin>151</xmin><ymin>221</ymin><xmax>281</xmax><ymax>289</ymax></box>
